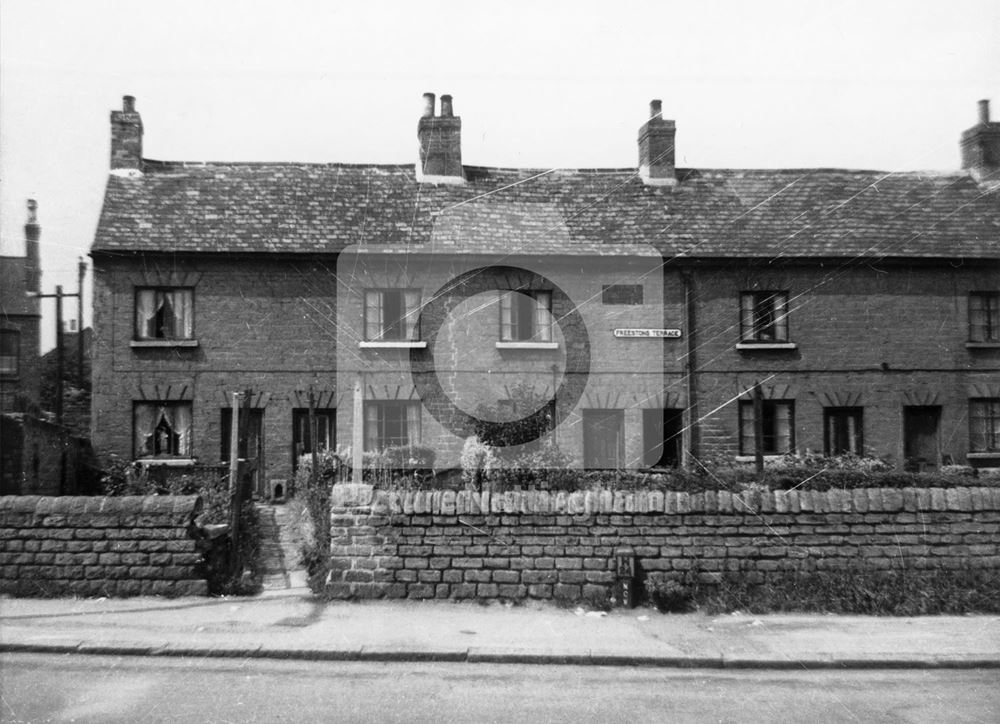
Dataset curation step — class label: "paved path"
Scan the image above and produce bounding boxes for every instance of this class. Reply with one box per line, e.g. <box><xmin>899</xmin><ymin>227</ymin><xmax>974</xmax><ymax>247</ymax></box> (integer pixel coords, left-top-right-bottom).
<box><xmin>257</xmin><ymin>502</ymin><xmax>309</xmax><ymax>592</ymax></box>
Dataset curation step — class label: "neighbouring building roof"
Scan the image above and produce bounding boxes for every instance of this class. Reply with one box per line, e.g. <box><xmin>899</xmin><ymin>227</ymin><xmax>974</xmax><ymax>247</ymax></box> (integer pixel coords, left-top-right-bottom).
<box><xmin>92</xmin><ymin>163</ymin><xmax>1000</xmax><ymax>260</ymax></box>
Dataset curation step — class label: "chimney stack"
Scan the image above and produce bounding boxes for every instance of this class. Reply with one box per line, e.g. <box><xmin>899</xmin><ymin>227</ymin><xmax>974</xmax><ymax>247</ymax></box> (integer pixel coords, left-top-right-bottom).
<box><xmin>110</xmin><ymin>94</ymin><xmax>143</xmax><ymax>172</ymax></box>
<box><xmin>638</xmin><ymin>99</ymin><xmax>676</xmax><ymax>187</ymax></box>
<box><xmin>417</xmin><ymin>92</ymin><xmax>464</xmax><ymax>184</ymax></box>
<box><xmin>961</xmin><ymin>99</ymin><xmax>1000</xmax><ymax>185</ymax></box>
<box><xmin>24</xmin><ymin>199</ymin><xmax>40</xmax><ymax>293</ymax></box>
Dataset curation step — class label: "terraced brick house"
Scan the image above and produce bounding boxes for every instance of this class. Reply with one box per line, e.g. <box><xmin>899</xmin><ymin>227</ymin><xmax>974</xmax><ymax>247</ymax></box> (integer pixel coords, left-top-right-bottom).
<box><xmin>90</xmin><ymin>94</ymin><xmax>1000</xmax><ymax>493</ymax></box>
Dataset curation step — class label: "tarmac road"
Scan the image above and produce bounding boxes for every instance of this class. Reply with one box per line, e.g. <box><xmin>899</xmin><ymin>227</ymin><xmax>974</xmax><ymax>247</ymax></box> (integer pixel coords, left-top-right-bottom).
<box><xmin>3</xmin><ymin>653</ymin><xmax>999</xmax><ymax>724</ymax></box>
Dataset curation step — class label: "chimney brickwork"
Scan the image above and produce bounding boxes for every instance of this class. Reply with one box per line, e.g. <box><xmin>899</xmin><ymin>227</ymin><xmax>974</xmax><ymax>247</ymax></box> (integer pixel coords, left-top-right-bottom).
<box><xmin>638</xmin><ymin>99</ymin><xmax>676</xmax><ymax>187</ymax></box>
<box><xmin>417</xmin><ymin>92</ymin><xmax>464</xmax><ymax>183</ymax></box>
<box><xmin>110</xmin><ymin>95</ymin><xmax>143</xmax><ymax>172</ymax></box>
<box><xmin>24</xmin><ymin>199</ymin><xmax>40</xmax><ymax>293</ymax></box>
<box><xmin>961</xmin><ymin>99</ymin><xmax>1000</xmax><ymax>185</ymax></box>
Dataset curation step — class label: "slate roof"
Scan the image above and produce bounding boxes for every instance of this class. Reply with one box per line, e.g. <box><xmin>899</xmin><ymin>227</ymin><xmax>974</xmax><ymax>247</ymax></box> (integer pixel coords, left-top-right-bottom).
<box><xmin>92</xmin><ymin>162</ymin><xmax>1000</xmax><ymax>259</ymax></box>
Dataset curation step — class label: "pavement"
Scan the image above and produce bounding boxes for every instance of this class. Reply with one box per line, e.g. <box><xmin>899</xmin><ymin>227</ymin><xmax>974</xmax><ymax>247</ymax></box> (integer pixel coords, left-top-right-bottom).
<box><xmin>3</xmin><ymin>588</ymin><xmax>999</xmax><ymax>669</ymax></box>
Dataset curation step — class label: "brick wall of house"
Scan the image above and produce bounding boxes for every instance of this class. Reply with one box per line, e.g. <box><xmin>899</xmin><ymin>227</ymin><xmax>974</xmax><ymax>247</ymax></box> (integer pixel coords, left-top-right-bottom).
<box><xmin>685</xmin><ymin>263</ymin><xmax>1000</xmax><ymax>464</ymax></box>
<box><xmin>322</xmin><ymin>484</ymin><xmax>1000</xmax><ymax>602</ymax></box>
<box><xmin>91</xmin><ymin>254</ymin><xmax>341</xmax><ymax>485</ymax></box>
<box><xmin>0</xmin><ymin>495</ymin><xmax>207</xmax><ymax>597</ymax></box>
<box><xmin>90</xmin><ymin>252</ymin><xmax>1000</xmax><ymax>481</ymax></box>
<box><xmin>0</xmin><ymin>313</ymin><xmax>41</xmax><ymax>413</ymax></box>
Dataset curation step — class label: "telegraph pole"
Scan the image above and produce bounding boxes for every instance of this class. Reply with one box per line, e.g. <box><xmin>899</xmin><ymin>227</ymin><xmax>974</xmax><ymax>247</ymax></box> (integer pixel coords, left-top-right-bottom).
<box><xmin>33</xmin><ymin>265</ymin><xmax>86</xmax><ymax>424</ymax></box>
<box><xmin>77</xmin><ymin>258</ymin><xmax>86</xmax><ymax>385</ymax></box>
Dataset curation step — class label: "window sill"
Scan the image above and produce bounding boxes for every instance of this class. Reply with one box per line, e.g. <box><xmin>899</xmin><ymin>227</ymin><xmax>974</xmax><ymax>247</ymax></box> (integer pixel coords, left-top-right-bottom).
<box><xmin>359</xmin><ymin>341</ymin><xmax>427</xmax><ymax>349</ymax></box>
<box><xmin>736</xmin><ymin>342</ymin><xmax>798</xmax><ymax>351</ymax></box>
<box><xmin>495</xmin><ymin>342</ymin><xmax>559</xmax><ymax>350</ymax></box>
<box><xmin>131</xmin><ymin>339</ymin><xmax>199</xmax><ymax>349</ymax></box>
<box><xmin>734</xmin><ymin>454</ymin><xmax>792</xmax><ymax>463</ymax></box>
<box><xmin>966</xmin><ymin>342</ymin><xmax>1000</xmax><ymax>349</ymax></box>
<box><xmin>135</xmin><ymin>458</ymin><xmax>197</xmax><ymax>467</ymax></box>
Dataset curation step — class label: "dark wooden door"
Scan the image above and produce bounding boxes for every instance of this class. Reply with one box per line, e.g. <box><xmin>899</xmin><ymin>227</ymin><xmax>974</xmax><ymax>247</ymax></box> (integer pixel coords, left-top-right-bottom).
<box><xmin>903</xmin><ymin>406</ymin><xmax>940</xmax><ymax>471</ymax></box>
<box><xmin>583</xmin><ymin>409</ymin><xmax>624</xmax><ymax>469</ymax></box>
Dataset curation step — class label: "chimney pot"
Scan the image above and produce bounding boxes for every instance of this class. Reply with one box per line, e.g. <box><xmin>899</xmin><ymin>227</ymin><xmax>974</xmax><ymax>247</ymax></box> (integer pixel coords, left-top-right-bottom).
<box><xmin>417</xmin><ymin>92</ymin><xmax>463</xmax><ymax>183</ymax></box>
<box><xmin>422</xmin><ymin>92</ymin><xmax>436</xmax><ymax>118</ymax></box>
<box><xmin>110</xmin><ymin>94</ymin><xmax>144</xmax><ymax>171</ymax></box>
<box><xmin>961</xmin><ymin>98</ymin><xmax>1000</xmax><ymax>185</ymax></box>
<box><xmin>26</xmin><ymin>198</ymin><xmax>38</xmax><ymax>223</ymax></box>
<box><xmin>638</xmin><ymin>98</ymin><xmax>676</xmax><ymax>186</ymax></box>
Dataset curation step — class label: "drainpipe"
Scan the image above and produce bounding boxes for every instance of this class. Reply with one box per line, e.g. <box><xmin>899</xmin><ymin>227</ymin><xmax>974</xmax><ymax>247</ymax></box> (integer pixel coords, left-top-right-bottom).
<box><xmin>681</xmin><ymin>270</ymin><xmax>698</xmax><ymax>469</ymax></box>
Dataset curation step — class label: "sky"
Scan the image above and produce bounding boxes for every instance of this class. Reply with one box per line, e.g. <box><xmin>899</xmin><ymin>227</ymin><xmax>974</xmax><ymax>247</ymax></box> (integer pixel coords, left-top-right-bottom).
<box><xmin>1</xmin><ymin>0</ymin><xmax>998</xmax><ymax>351</ymax></box>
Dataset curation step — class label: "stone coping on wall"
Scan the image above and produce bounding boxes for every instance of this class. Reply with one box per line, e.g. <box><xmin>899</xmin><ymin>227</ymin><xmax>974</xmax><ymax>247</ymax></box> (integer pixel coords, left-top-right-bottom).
<box><xmin>0</xmin><ymin>494</ymin><xmax>203</xmax><ymax>522</ymax></box>
<box><xmin>331</xmin><ymin>484</ymin><xmax>1000</xmax><ymax>516</ymax></box>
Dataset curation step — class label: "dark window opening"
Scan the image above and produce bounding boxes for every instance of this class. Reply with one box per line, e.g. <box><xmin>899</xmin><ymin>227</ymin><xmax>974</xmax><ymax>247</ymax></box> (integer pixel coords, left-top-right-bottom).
<box><xmin>824</xmin><ymin>407</ymin><xmax>863</xmax><ymax>456</ymax></box>
<box><xmin>0</xmin><ymin>329</ymin><xmax>20</xmax><ymax>375</ymax></box>
<box><xmin>291</xmin><ymin>408</ymin><xmax>336</xmax><ymax>470</ymax></box>
<box><xmin>970</xmin><ymin>398</ymin><xmax>1000</xmax><ymax>453</ymax></box>
<box><xmin>740</xmin><ymin>291</ymin><xmax>789</xmax><ymax>342</ymax></box>
<box><xmin>364</xmin><ymin>289</ymin><xmax>420</xmax><ymax>341</ymax></box>
<box><xmin>500</xmin><ymin>290</ymin><xmax>552</xmax><ymax>342</ymax></box>
<box><xmin>739</xmin><ymin>400</ymin><xmax>795</xmax><ymax>455</ymax></box>
<box><xmin>969</xmin><ymin>292</ymin><xmax>1000</xmax><ymax>342</ymax></box>
<box><xmin>133</xmin><ymin>402</ymin><xmax>192</xmax><ymax>458</ymax></box>
<box><xmin>364</xmin><ymin>401</ymin><xmax>420</xmax><ymax>451</ymax></box>
<box><xmin>135</xmin><ymin>288</ymin><xmax>194</xmax><ymax>340</ymax></box>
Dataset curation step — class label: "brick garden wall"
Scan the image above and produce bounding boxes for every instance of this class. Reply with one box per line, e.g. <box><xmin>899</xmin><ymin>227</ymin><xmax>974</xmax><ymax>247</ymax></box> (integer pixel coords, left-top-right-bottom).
<box><xmin>0</xmin><ymin>495</ymin><xmax>208</xmax><ymax>597</ymax></box>
<box><xmin>323</xmin><ymin>484</ymin><xmax>1000</xmax><ymax>602</ymax></box>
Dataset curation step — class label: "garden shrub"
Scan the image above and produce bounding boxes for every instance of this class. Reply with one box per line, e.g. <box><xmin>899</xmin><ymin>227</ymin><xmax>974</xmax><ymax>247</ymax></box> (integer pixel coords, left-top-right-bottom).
<box><xmin>649</xmin><ymin>560</ymin><xmax>1000</xmax><ymax>615</ymax></box>
<box><xmin>295</xmin><ymin>449</ymin><xmax>348</xmax><ymax>591</ymax></box>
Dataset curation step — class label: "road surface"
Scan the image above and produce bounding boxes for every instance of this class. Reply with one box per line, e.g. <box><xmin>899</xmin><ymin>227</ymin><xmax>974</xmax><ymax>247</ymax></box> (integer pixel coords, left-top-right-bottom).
<box><xmin>2</xmin><ymin>653</ymin><xmax>998</xmax><ymax>723</ymax></box>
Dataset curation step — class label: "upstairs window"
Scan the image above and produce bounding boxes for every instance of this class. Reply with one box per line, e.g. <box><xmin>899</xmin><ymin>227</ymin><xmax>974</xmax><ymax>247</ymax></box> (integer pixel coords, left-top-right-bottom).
<box><xmin>364</xmin><ymin>401</ymin><xmax>421</xmax><ymax>451</ymax></box>
<box><xmin>135</xmin><ymin>288</ymin><xmax>193</xmax><ymax>340</ymax></box>
<box><xmin>969</xmin><ymin>292</ymin><xmax>999</xmax><ymax>342</ymax></box>
<box><xmin>740</xmin><ymin>291</ymin><xmax>789</xmax><ymax>343</ymax></box>
<box><xmin>364</xmin><ymin>289</ymin><xmax>420</xmax><ymax>341</ymax></box>
<box><xmin>133</xmin><ymin>402</ymin><xmax>192</xmax><ymax>458</ymax></box>
<box><xmin>500</xmin><ymin>290</ymin><xmax>552</xmax><ymax>342</ymax></box>
<box><xmin>0</xmin><ymin>329</ymin><xmax>19</xmax><ymax>375</ymax></box>
<box><xmin>970</xmin><ymin>398</ymin><xmax>1000</xmax><ymax>453</ymax></box>
<box><xmin>739</xmin><ymin>399</ymin><xmax>795</xmax><ymax>455</ymax></box>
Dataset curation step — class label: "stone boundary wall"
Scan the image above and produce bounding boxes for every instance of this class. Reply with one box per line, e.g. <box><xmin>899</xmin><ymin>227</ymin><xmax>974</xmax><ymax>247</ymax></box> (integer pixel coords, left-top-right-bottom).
<box><xmin>0</xmin><ymin>496</ymin><xmax>208</xmax><ymax>597</ymax></box>
<box><xmin>323</xmin><ymin>485</ymin><xmax>1000</xmax><ymax>601</ymax></box>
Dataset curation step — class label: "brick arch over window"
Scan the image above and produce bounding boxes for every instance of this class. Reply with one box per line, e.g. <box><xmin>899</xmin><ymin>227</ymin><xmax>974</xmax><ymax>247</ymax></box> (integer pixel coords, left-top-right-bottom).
<box><xmin>736</xmin><ymin>382</ymin><xmax>798</xmax><ymax>401</ymax></box>
<box><xmin>814</xmin><ymin>390</ymin><xmax>863</xmax><ymax>408</ymax></box>
<box><xmin>901</xmin><ymin>390</ymin><xmax>942</xmax><ymax>407</ymax></box>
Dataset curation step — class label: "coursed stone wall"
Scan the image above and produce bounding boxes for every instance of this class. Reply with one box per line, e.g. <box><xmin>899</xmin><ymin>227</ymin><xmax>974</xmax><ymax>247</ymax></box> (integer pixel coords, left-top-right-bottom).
<box><xmin>323</xmin><ymin>484</ymin><xmax>1000</xmax><ymax>601</ymax></box>
<box><xmin>0</xmin><ymin>495</ymin><xmax>208</xmax><ymax>597</ymax></box>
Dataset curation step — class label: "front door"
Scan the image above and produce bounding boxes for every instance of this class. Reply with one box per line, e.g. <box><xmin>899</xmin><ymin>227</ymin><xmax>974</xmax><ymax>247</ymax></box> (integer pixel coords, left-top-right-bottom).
<box><xmin>642</xmin><ymin>408</ymin><xmax>683</xmax><ymax>468</ymax></box>
<box><xmin>221</xmin><ymin>408</ymin><xmax>265</xmax><ymax>497</ymax></box>
<box><xmin>583</xmin><ymin>409</ymin><xmax>625</xmax><ymax>469</ymax></box>
<box><xmin>903</xmin><ymin>406</ymin><xmax>940</xmax><ymax>471</ymax></box>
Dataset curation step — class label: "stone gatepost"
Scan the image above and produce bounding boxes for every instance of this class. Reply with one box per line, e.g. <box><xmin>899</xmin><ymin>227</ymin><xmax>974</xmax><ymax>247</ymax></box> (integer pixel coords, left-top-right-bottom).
<box><xmin>324</xmin><ymin>484</ymin><xmax>399</xmax><ymax>599</ymax></box>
